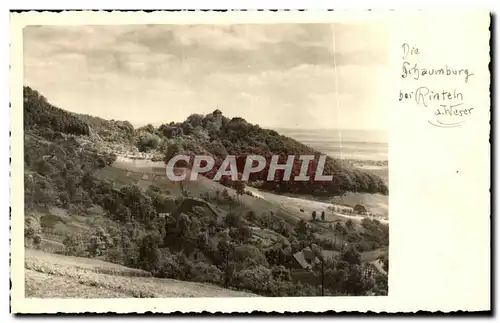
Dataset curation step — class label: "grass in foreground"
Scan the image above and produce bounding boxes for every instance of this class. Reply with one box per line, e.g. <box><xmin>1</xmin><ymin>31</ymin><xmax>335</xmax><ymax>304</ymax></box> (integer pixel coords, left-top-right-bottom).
<box><xmin>25</xmin><ymin>249</ymin><xmax>257</xmax><ymax>298</ymax></box>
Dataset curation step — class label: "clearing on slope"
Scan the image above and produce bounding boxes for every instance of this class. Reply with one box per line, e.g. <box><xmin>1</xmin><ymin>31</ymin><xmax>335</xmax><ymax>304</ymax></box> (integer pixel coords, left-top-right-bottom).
<box><xmin>25</xmin><ymin>248</ymin><xmax>257</xmax><ymax>298</ymax></box>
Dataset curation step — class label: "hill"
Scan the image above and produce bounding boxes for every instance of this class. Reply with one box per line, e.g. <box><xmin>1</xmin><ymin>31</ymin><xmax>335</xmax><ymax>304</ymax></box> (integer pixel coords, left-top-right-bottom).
<box><xmin>159</xmin><ymin>111</ymin><xmax>389</xmax><ymax>197</ymax></box>
<box><xmin>23</xmin><ymin>87</ymin><xmax>90</xmax><ymax>136</ymax></box>
<box><xmin>25</xmin><ymin>249</ymin><xmax>256</xmax><ymax>298</ymax></box>
<box><xmin>23</xmin><ymin>86</ymin><xmax>389</xmax><ymax>297</ymax></box>
<box><xmin>24</xmin><ymin>86</ymin><xmax>387</xmax><ymax>197</ymax></box>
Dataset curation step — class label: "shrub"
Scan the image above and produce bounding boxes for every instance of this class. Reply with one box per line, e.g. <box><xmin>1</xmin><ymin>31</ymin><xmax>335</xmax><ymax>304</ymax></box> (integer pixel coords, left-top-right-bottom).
<box><xmin>155</xmin><ymin>250</ymin><xmax>182</xmax><ymax>279</ymax></box>
<box><xmin>229</xmin><ymin>226</ymin><xmax>252</xmax><ymax>244</ymax></box>
<box><xmin>271</xmin><ymin>265</ymin><xmax>291</xmax><ymax>282</ymax></box>
<box><xmin>137</xmin><ymin>133</ymin><xmax>161</xmax><ymax>152</ymax></box>
<box><xmin>87</xmin><ymin>227</ymin><xmax>114</xmax><ymax>257</ymax></box>
<box><xmin>63</xmin><ymin>234</ymin><xmax>87</xmax><ymax>257</ymax></box>
<box><xmin>244</xmin><ymin>210</ymin><xmax>257</xmax><ymax>223</ymax></box>
<box><xmin>25</xmin><ymin>216</ymin><xmax>42</xmax><ymax>242</ymax></box>
<box><xmin>233</xmin><ymin>265</ymin><xmax>273</xmax><ymax>294</ymax></box>
<box><xmin>341</xmin><ymin>247</ymin><xmax>361</xmax><ymax>265</ymax></box>
<box><xmin>224</xmin><ymin>212</ymin><xmax>242</xmax><ymax>228</ymax></box>
<box><xmin>190</xmin><ymin>262</ymin><xmax>223</xmax><ymax>285</ymax></box>
<box><xmin>137</xmin><ymin>233</ymin><xmax>161</xmax><ymax>272</ymax></box>
<box><xmin>232</xmin><ymin>244</ymin><xmax>269</xmax><ymax>269</ymax></box>
<box><xmin>32</xmin><ymin>235</ymin><xmax>42</xmax><ymax>249</ymax></box>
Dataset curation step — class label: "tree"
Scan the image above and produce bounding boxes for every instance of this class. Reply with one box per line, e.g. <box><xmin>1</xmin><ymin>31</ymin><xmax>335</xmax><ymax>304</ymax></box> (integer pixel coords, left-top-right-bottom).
<box><xmin>182</xmin><ymin>122</ymin><xmax>194</xmax><ymax>136</ymax></box>
<box><xmin>334</xmin><ymin>222</ymin><xmax>343</xmax><ymax>250</ymax></box>
<box><xmin>24</xmin><ymin>216</ymin><xmax>41</xmax><ymax>243</ymax></box>
<box><xmin>321</xmin><ymin>211</ymin><xmax>325</xmax><ymax>221</ymax></box>
<box><xmin>33</xmin><ymin>235</ymin><xmax>42</xmax><ymax>249</ymax></box>
<box><xmin>233</xmin><ymin>244</ymin><xmax>269</xmax><ymax>269</ymax></box>
<box><xmin>217</xmin><ymin>237</ymin><xmax>235</xmax><ymax>288</ymax></box>
<box><xmin>221</xmin><ymin>188</ymin><xmax>234</xmax><ymax>211</ymax></box>
<box><xmin>295</xmin><ymin>219</ymin><xmax>309</xmax><ymax>239</ymax></box>
<box><xmin>233</xmin><ymin>181</ymin><xmax>246</xmax><ymax>202</ymax></box>
<box><xmin>271</xmin><ymin>265</ymin><xmax>291</xmax><ymax>282</ymax></box>
<box><xmin>164</xmin><ymin>141</ymin><xmax>183</xmax><ymax>164</ymax></box>
<box><xmin>137</xmin><ymin>133</ymin><xmax>161</xmax><ymax>152</ymax></box>
<box><xmin>233</xmin><ymin>265</ymin><xmax>273</xmax><ymax>295</ymax></box>
<box><xmin>230</xmin><ymin>226</ymin><xmax>252</xmax><ymax>244</ymax></box>
<box><xmin>186</xmin><ymin>114</ymin><xmax>205</xmax><ymax>127</ymax></box>
<box><xmin>265</xmin><ymin>244</ymin><xmax>291</xmax><ymax>266</ymax></box>
<box><xmin>341</xmin><ymin>246</ymin><xmax>361</xmax><ymax>265</ymax></box>
<box><xmin>346</xmin><ymin>219</ymin><xmax>354</xmax><ymax>231</ymax></box>
<box><xmin>245</xmin><ymin>210</ymin><xmax>257</xmax><ymax>223</ymax></box>
<box><xmin>354</xmin><ymin>204</ymin><xmax>367</xmax><ymax>215</ymax></box>
<box><xmin>215</xmin><ymin>190</ymin><xmax>221</xmax><ymax>204</ymax></box>
<box><xmin>340</xmin><ymin>225</ymin><xmax>348</xmax><ymax>250</ymax></box>
<box><xmin>312</xmin><ymin>210</ymin><xmax>317</xmax><ymax>221</ymax></box>
<box><xmin>138</xmin><ymin>233</ymin><xmax>161</xmax><ymax>272</ymax></box>
<box><xmin>344</xmin><ymin>265</ymin><xmax>366</xmax><ymax>295</ymax></box>
<box><xmin>224</xmin><ymin>212</ymin><xmax>242</xmax><ymax>228</ymax></box>
<box><xmin>87</xmin><ymin>227</ymin><xmax>113</xmax><ymax>257</ymax></box>
<box><xmin>63</xmin><ymin>234</ymin><xmax>85</xmax><ymax>257</ymax></box>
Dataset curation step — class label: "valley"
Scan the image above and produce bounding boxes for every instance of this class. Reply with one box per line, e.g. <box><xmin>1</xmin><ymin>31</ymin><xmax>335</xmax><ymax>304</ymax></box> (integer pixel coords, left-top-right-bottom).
<box><xmin>23</xmin><ymin>85</ymin><xmax>389</xmax><ymax>297</ymax></box>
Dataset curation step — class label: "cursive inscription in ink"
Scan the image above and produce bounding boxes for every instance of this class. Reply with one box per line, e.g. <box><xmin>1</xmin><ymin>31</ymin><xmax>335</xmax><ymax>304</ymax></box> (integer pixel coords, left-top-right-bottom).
<box><xmin>398</xmin><ymin>43</ymin><xmax>474</xmax><ymax>128</ymax></box>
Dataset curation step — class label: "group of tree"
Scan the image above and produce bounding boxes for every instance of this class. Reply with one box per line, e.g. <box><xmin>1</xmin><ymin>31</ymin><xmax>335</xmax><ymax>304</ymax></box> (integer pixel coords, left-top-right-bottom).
<box><xmin>155</xmin><ymin>110</ymin><xmax>388</xmax><ymax>197</ymax></box>
<box><xmin>24</xmin><ymin>86</ymin><xmax>90</xmax><ymax>136</ymax></box>
<box><xmin>23</xmin><ymin>87</ymin><xmax>388</xmax><ymax>297</ymax></box>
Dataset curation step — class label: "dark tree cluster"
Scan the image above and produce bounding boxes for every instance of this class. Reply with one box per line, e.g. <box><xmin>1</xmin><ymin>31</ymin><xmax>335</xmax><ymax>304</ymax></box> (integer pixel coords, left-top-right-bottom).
<box><xmin>23</xmin><ymin>88</ymin><xmax>388</xmax><ymax>298</ymax></box>
<box><xmin>24</xmin><ymin>86</ymin><xmax>90</xmax><ymax>136</ymax></box>
<box><xmin>159</xmin><ymin>111</ymin><xmax>388</xmax><ymax>197</ymax></box>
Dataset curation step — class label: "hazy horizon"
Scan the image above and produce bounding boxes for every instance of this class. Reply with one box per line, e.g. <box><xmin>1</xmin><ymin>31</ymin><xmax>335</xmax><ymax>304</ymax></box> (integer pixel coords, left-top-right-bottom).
<box><xmin>24</xmin><ymin>23</ymin><xmax>390</xmax><ymax>131</ymax></box>
<box><xmin>67</xmin><ymin>108</ymin><xmax>388</xmax><ymax>133</ymax></box>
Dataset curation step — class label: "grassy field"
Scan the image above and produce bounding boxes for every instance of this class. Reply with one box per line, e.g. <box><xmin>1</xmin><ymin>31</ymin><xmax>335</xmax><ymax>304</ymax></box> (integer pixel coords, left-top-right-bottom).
<box><xmin>102</xmin><ymin>159</ymin><xmax>389</xmax><ymax>223</ymax></box>
<box><xmin>97</xmin><ymin>158</ymin><xmax>388</xmax><ymax>243</ymax></box>
<box><xmin>95</xmin><ymin>163</ymin><xmax>305</xmax><ymax>225</ymax></box>
<box><xmin>330</xmin><ymin>192</ymin><xmax>388</xmax><ymax>217</ymax></box>
<box><xmin>32</xmin><ymin>206</ymin><xmax>121</xmax><ymax>254</ymax></box>
<box><xmin>25</xmin><ymin>249</ymin><xmax>256</xmax><ymax>298</ymax></box>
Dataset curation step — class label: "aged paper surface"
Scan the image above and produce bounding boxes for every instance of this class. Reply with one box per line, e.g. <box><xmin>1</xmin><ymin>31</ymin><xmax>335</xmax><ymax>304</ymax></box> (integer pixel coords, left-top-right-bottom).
<box><xmin>10</xmin><ymin>10</ymin><xmax>490</xmax><ymax>313</ymax></box>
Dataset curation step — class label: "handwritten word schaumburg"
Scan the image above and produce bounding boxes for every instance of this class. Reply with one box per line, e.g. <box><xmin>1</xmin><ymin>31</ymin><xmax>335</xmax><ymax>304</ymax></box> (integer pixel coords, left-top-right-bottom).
<box><xmin>401</xmin><ymin>62</ymin><xmax>474</xmax><ymax>84</ymax></box>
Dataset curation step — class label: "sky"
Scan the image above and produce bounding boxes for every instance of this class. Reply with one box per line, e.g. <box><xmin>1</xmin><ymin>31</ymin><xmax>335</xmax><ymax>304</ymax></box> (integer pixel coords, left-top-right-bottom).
<box><xmin>24</xmin><ymin>23</ymin><xmax>390</xmax><ymax>131</ymax></box>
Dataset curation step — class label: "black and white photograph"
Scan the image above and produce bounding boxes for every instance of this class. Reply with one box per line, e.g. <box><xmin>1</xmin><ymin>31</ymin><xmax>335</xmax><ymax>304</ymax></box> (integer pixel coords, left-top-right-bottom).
<box><xmin>22</xmin><ymin>22</ymin><xmax>389</xmax><ymax>298</ymax></box>
<box><xmin>9</xmin><ymin>9</ymin><xmax>491</xmax><ymax>314</ymax></box>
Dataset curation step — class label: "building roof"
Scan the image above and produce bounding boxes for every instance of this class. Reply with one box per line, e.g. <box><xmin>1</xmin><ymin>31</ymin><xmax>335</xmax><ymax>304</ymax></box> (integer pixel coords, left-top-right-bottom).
<box><xmin>292</xmin><ymin>248</ymin><xmax>339</xmax><ymax>269</ymax></box>
<box><xmin>293</xmin><ymin>251</ymin><xmax>312</xmax><ymax>269</ymax></box>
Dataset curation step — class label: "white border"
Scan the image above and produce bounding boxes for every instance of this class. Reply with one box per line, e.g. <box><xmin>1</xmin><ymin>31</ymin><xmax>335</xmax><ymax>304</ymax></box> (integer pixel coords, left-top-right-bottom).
<box><xmin>3</xmin><ymin>4</ymin><xmax>495</xmax><ymax>319</ymax></box>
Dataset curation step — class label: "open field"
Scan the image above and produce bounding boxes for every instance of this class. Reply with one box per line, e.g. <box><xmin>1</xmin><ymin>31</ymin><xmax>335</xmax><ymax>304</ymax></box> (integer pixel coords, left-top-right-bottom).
<box><xmin>330</xmin><ymin>192</ymin><xmax>388</xmax><ymax>218</ymax></box>
<box><xmin>246</xmin><ymin>187</ymin><xmax>388</xmax><ymax>225</ymax></box>
<box><xmin>31</xmin><ymin>206</ymin><xmax>122</xmax><ymax>254</ymax></box>
<box><xmin>25</xmin><ymin>249</ymin><xmax>257</xmax><ymax>298</ymax></box>
<box><xmin>106</xmin><ymin>157</ymin><xmax>388</xmax><ymax>223</ymax></box>
<box><xmin>97</xmin><ymin>160</ymin><xmax>306</xmax><ymax>225</ymax></box>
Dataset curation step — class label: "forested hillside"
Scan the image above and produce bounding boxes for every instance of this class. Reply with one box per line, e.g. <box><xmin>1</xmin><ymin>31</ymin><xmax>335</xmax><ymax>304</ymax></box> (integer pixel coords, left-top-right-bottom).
<box><xmin>23</xmin><ymin>87</ymin><xmax>90</xmax><ymax>136</ymax></box>
<box><xmin>23</xmin><ymin>86</ymin><xmax>388</xmax><ymax>297</ymax></box>
<box><xmin>158</xmin><ymin>111</ymin><xmax>388</xmax><ymax>197</ymax></box>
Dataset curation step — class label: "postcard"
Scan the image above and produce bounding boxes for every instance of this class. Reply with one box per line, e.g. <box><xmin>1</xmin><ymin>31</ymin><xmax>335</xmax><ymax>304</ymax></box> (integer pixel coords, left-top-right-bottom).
<box><xmin>10</xmin><ymin>9</ymin><xmax>491</xmax><ymax>313</ymax></box>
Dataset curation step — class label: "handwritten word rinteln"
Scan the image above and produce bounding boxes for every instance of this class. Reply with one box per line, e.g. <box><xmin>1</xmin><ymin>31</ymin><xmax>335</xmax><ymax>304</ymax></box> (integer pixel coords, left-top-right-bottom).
<box><xmin>399</xmin><ymin>87</ymin><xmax>464</xmax><ymax>107</ymax></box>
<box><xmin>401</xmin><ymin>62</ymin><xmax>474</xmax><ymax>83</ymax></box>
